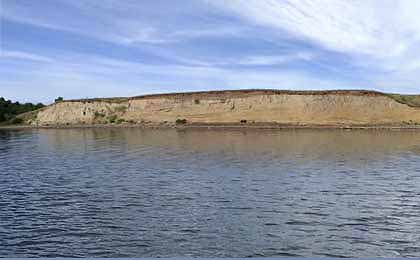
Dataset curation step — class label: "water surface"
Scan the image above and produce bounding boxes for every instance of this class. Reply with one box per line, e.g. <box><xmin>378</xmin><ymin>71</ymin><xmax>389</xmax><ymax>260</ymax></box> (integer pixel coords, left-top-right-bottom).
<box><xmin>2</xmin><ymin>128</ymin><xmax>420</xmax><ymax>257</ymax></box>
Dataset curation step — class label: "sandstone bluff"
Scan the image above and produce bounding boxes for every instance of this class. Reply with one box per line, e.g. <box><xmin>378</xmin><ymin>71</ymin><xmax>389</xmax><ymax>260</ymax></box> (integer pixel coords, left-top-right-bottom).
<box><xmin>23</xmin><ymin>90</ymin><xmax>420</xmax><ymax>128</ymax></box>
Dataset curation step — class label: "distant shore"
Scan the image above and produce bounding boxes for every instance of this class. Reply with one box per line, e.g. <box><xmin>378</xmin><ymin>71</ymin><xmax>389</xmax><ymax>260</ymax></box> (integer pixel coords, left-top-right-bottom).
<box><xmin>3</xmin><ymin>123</ymin><xmax>420</xmax><ymax>130</ymax></box>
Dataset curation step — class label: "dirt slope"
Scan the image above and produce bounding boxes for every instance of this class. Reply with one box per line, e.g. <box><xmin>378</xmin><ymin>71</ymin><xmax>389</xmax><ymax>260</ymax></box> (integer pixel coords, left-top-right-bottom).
<box><xmin>29</xmin><ymin>90</ymin><xmax>420</xmax><ymax>127</ymax></box>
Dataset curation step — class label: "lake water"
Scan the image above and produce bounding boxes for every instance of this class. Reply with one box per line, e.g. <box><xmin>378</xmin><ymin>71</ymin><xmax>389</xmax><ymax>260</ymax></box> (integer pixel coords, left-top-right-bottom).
<box><xmin>2</xmin><ymin>128</ymin><xmax>420</xmax><ymax>257</ymax></box>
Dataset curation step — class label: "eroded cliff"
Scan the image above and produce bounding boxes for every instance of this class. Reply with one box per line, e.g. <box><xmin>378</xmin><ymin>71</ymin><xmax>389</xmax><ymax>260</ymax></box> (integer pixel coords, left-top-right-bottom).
<box><xmin>28</xmin><ymin>90</ymin><xmax>420</xmax><ymax>127</ymax></box>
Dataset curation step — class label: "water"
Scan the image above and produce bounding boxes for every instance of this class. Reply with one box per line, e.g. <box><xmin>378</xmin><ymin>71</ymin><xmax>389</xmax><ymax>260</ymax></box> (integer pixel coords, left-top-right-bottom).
<box><xmin>1</xmin><ymin>128</ymin><xmax>420</xmax><ymax>257</ymax></box>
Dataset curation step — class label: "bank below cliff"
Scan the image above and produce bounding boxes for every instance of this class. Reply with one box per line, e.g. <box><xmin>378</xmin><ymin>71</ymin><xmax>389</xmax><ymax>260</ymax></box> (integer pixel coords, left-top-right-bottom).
<box><xmin>17</xmin><ymin>89</ymin><xmax>420</xmax><ymax>128</ymax></box>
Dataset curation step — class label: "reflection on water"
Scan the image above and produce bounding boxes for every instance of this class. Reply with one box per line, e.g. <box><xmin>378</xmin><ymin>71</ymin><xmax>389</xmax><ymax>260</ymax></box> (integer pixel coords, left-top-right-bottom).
<box><xmin>2</xmin><ymin>128</ymin><xmax>420</xmax><ymax>257</ymax></box>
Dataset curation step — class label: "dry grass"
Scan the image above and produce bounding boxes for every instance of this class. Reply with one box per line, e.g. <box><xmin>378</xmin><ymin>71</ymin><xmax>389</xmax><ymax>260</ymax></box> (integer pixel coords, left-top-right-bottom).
<box><xmin>60</xmin><ymin>89</ymin><xmax>387</xmax><ymax>103</ymax></box>
<box><xmin>387</xmin><ymin>94</ymin><xmax>420</xmax><ymax>107</ymax></box>
<box><xmin>48</xmin><ymin>89</ymin><xmax>420</xmax><ymax>107</ymax></box>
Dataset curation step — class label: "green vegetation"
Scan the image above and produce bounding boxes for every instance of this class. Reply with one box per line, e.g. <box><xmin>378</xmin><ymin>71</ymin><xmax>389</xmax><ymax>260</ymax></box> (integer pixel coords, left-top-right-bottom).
<box><xmin>94</xmin><ymin>111</ymin><xmax>106</xmax><ymax>118</ymax></box>
<box><xmin>387</xmin><ymin>94</ymin><xmax>420</xmax><ymax>107</ymax></box>
<box><xmin>107</xmin><ymin>114</ymin><xmax>118</xmax><ymax>123</ymax></box>
<box><xmin>0</xmin><ymin>97</ymin><xmax>44</xmax><ymax>124</ymax></box>
<box><xmin>194</xmin><ymin>99</ymin><xmax>200</xmax><ymax>104</ymax></box>
<box><xmin>114</xmin><ymin>105</ymin><xmax>128</xmax><ymax>113</ymax></box>
<box><xmin>55</xmin><ymin>97</ymin><xmax>64</xmax><ymax>103</ymax></box>
<box><xmin>10</xmin><ymin>117</ymin><xmax>24</xmax><ymax>124</ymax></box>
<box><xmin>402</xmin><ymin>120</ymin><xmax>420</xmax><ymax>125</ymax></box>
<box><xmin>175</xmin><ymin>118</ymin><xmax>187</xmax><ymax>125</ymax></box>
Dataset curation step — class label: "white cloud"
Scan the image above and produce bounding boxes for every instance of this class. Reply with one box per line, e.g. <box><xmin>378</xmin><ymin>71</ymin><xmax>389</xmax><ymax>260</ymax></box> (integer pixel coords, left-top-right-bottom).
<box><xmin>209</xmin><ymin>0</ymin><xmax>420</xmax><ymax>58</ymax></box>
<box><xmin>2</xmin><ymin>0</ymin><xmax>242</xmax><ymax>45</ymax></box>
<box><xmin>0</xmin><ymin>50</ymin><xmax>54</xmax><ymax>63</ymax></box>
<box><xmin>3</xmin><ymin>0</ymin><xmax>420</xmax><ymax>99</ymax></box>
<box><xmin>0</xmin><ymin>50</ymin><xmax>355</xmax><ymax>103</ymax></box>
<box><xmin>148</xmin><ymin>50</ymin><xmax>318</xmax><ymax>67</ymax></box>
<box><xmin>206</xmin><ymin>0</ymin><xmax>420</xmax><ymax>90</ymax></box>
<box><xmin>170</xmin><ymin>27</ymin><xmax>244</xmax><ymax>39</ymax></box>
<box><xmin>235</xmin><ymin>52</ymin><xmax>315</xmax><ymax>66</ymax></box>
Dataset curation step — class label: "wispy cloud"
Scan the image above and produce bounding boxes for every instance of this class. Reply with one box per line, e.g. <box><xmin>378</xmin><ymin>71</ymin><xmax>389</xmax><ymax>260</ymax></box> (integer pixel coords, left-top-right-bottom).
<box><xmin>1</xmin><ymin>50</ymin><xmax>54</xmax><ymax>63</ymax></box>
<box><xmin>0</xmin><ymin>49</ymin><xmax>357</xmax><ymax>103</ymax></box>
<box><xmin>2</xmin><ymin>0</ymin><xmax>420</xmax><ymax>103</ymax></box>
<box><xmin>235</xmin><ymin>52</ymin><xmax>316</xmax><ymax>66</ymax></box>
<box><xmin>206</xmin><ymin>0</ymin><xmax>420</xmax><ymax>90</ymax></box>
<box><xmin>2</xmin><ymin>0</ymin><xmax>241</xmax><ymax>45</ymax></box>
<box><xmin>209</xmin><ymin>0</ymin><xmax>420</xmax><ymax>58</ymax></box>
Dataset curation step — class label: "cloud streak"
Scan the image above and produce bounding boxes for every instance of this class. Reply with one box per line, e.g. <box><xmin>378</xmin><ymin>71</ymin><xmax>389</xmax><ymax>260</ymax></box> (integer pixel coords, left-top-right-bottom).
<box><xmin>2</xmin><ymin>0</ymin><xmax>420</xmax><ymax>103</ymax></box>
<box><xmin>210</xmin><ymin>1</ymin><xmax>420</xmax><ymax>57</ymax></box>
<box><xmin>1</xmin><ymin>50</ymin><xmax>54</xmax><ymax>63</ymax></box>
<box><xmin>0</xmin><ymin>49</ymin><xmax>358</xmax><ymax>103</ymax></box>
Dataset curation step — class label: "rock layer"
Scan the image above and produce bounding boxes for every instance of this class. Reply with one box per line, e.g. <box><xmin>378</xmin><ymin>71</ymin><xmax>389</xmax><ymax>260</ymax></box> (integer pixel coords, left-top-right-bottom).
<box><xmin>31</xmin><ymin>90</ymin><xmax>420</xmax><ymax>126</ymax></box>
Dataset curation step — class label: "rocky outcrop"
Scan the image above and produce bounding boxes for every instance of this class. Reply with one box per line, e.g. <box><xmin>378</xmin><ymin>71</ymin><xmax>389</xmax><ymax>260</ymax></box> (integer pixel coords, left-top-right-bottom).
<box><xmin>30</xmin><ymin>90</ymin><xmax>420</xmax><ymax>127</ymax></box>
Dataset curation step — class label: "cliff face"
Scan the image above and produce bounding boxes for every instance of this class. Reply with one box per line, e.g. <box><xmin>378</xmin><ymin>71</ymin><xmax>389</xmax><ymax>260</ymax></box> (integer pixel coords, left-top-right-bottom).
<box><xmin>32</xmin><ymin>90</ymin><xmax>420</xmax><ymax>126</ymax></box>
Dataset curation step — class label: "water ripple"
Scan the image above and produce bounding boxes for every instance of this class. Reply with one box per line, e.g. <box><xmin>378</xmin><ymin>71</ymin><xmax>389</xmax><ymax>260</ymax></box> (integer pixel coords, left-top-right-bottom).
<box><xmin>2</xmin><ymin>128</ymin><xmax>420</xmax><ymax>257</ymax></box>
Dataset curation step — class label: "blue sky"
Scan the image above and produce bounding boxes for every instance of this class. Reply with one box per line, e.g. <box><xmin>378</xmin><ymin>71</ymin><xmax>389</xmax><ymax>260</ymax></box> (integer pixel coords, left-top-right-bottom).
<box><xmin>1</xmin><ymin>0</ymin><xmax>420</xmax><ymax>103</ymax></box>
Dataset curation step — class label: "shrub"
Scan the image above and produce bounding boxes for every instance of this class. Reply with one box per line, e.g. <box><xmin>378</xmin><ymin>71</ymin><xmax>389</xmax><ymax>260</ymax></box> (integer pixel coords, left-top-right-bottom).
<box><xmin>10</xmin><ymin>117</ymin><xmax>23</xmax><ymax>124</ymax></box>
<box><xmin>55</xmin><ymin>97</ymin><xmax>64</xmax><ymax>103</ymax></box>
<box><xmin>175</xmin><ymin>118</ymin><xmax>187</xmax><ymax>125</ymax></box>
<box><xmin>194</xmin><ymin>99</ymin><xmax>200</xmax><ymax>104</ymax></box>
<box><xmin>94</xmin><ymin>111</ymin><xmax>105</xmax><ymax>118</ymax></box>
<box><xmin>240</xmin><ymin>119</ymin><xmax>247</xmax><ymax>124</ymax></box>
<box><xmin>114</xmin><ymin>105</ymin><xmax>128</xmax><ymax>113</ymax></box>
<box><xmin>0</xmin><ymin>97</ymin><xmax>45</xmax><ymax>123</ymax></box>
<box><xmin>108</xmin><ymin>114</ymin><xmax>118</xmax><ymax>123</ymax></box>
<box><xmin>116</xmin><ymin>118</ymin><xmax>125</xmax><ymax>124</ymax></box>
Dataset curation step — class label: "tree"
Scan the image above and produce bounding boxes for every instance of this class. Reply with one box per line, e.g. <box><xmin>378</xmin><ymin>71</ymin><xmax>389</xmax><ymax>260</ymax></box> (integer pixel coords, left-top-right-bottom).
<box><xmin>0</xmin><ymin>97</ymin><xmax>45</xmax><ymax>123</ymax></box>
<box><xmin>55</xmin><ymin>97</ymin><xmax>64</xmax><ymax>103</ymax></box>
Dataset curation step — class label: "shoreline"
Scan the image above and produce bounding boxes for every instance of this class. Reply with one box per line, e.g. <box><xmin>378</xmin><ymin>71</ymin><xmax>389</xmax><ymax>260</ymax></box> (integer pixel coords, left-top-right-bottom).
<box><xmin>3</xmin><ymin>123</ymin><xmax>420</xmax><ymax>130</ymax></box>
<box><xmin>16</xmin><ymin>89</ymin><xmax>420</xmax><ymax>129</ymax></box>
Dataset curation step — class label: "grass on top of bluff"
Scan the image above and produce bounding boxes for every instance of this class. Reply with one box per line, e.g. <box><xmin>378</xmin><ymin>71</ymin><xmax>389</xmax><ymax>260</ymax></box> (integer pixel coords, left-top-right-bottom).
<box><xmin>387</xmin><ymin>94</ymin><xmax>420</xmax><ymax>108</ymax></box>
<box><xmin>61</xmin><ymin>89</ymin><xmax>420</xmax><ymax>108</ymax></box>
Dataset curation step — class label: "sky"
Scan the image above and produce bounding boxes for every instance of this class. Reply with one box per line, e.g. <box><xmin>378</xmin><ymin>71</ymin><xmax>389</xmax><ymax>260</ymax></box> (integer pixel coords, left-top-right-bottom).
<box><xmin>1</xmin><ymin>0</ymin><xmax>420</xmax><ymax>103</ymax></box>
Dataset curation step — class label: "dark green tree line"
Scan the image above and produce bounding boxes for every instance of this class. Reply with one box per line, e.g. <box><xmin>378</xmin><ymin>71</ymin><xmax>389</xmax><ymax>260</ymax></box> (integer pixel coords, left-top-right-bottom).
<box><xmin>0</xmin><ymin>97</ymin><xmax>44</xmax><ymax>123</ymax></box>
